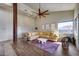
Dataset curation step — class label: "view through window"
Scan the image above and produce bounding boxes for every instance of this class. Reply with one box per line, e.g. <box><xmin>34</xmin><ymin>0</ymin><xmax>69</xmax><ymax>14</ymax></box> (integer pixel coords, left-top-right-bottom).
<box><xmin>58</xmin><ymin>21</ymin><xmax>73</xmax><ymax>34</ymax></box>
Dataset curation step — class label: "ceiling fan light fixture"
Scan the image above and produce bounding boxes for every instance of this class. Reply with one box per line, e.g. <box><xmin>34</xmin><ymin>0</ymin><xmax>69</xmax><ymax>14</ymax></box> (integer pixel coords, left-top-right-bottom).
<box><xmin>32</xmin><ymin>3</ymin><xmax>50</xmax><ymax>19</ymax></box>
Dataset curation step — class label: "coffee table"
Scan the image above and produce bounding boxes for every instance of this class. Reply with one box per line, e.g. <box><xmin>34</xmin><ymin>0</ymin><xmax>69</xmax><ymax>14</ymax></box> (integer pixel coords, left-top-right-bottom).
<box><xmin>37</xmin><ymin>38</ymin><xmax>48</xmax><ymax>44</ymax></box>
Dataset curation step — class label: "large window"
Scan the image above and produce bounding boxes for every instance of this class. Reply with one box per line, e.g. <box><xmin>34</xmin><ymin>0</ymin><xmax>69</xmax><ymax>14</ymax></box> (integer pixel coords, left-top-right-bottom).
<box><xmin>58</xmin><ymin>21</ymin><xmax>73</xmax><ymax>34</ymax></box>
<box><xmin>51</xmin><ymin>24</ymin><xmax>55</xmax><ymax>32</ymax></box>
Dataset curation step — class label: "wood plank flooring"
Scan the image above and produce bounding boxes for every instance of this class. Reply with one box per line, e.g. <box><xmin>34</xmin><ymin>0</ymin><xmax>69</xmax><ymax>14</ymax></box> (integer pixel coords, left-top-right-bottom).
<box><xmin>0</xmin><ymin>39</ymin><xmax>79</xmax><ymax>56</ymax></box>
<box><xmin>0</xmin><ymin>41</ymin><xmax>16</xmax><ymax>56</ymax></box>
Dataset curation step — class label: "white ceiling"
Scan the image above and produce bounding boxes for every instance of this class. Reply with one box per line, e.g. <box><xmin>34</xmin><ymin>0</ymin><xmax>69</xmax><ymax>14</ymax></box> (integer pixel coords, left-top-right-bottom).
<box><xmin>0</xmin><ymin>3</ymin><xmax>76</xmax><ymax>17</ymax></box>
<box><xmin>25</xmin><ymin>3</ymin><xmax>76</xmax><ymax>12</ymax></box>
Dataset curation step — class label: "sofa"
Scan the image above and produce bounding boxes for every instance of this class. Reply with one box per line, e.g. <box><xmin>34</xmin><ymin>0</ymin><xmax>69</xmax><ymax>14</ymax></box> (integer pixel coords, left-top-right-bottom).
<box><xmin>37</xmin><ymin>32</ymin><xmax>59</xmax><ymax>41</ymax></box>
<box><xmin>22</xmin><ymin>31</ymin><xmax>59</xmax><ymax>42</ymax></box>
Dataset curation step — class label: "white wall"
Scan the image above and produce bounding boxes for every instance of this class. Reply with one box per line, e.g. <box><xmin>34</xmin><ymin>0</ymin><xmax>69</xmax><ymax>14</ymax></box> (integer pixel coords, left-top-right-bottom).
<box><xmin>36</xmin><ymin>10</ymin><xmax>74</xmax><ymax>31</ymax></box>
<box><xmin>17</xmin><ymin>12</ymin><xmax>35</xmax><ymax>38</ymax></box>
<box><xmin>0</xmin><ymin>7</ymin><xmax>13</xmax><ymax>41</ymax></box>
<box><xmin>74</xmin><ymin>3</ymin><xmax>79</xmax><ymax>49</ymax></box>
<box><xmin>0</xmin><ymin>6</ymin><xmax>35</xmax><ymax>41</ymax></box>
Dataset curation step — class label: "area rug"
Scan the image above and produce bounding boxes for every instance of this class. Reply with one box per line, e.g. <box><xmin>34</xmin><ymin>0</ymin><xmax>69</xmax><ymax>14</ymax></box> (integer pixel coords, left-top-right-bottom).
<box><xmin>12</xmin><ymin>40</ymin><xmax>60</xmax><ymax>56</ymax></box>
<box><xmin>33</xmin><ymin>41</ymin><xmax>60</xmax><ymax>54</ymax></box>
<box><xmin>12</xmin><ymin>41</ymin><xmax>53</xmax><ymax>56</ymax></box>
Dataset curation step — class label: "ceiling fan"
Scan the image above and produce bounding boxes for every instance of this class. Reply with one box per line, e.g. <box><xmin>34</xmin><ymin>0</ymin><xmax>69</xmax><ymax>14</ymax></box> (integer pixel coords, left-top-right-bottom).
<box><xmin>33</xmin><ymin>3</ymin><xmax>50</xmax><ymax>18</ymax></box>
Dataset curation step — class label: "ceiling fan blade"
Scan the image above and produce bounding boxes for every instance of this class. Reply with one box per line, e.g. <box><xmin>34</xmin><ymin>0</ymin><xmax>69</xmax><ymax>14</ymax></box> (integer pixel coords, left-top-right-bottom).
<box><xmin>41</xmin><ymin>10</ymin><xmax>48</xmax><ymax>14</ymax></box>
<box><xmin>43</xmin><ymin>13</ymin><xmax>50</xmax><ymax>15</ymax></box>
